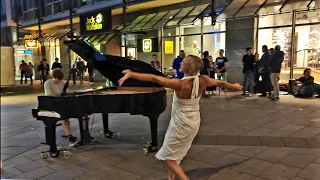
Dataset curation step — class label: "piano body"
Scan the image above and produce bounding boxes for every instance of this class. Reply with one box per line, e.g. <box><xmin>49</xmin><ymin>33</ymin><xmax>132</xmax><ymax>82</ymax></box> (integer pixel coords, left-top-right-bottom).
<box><xmin>32</xmin><ymin>40</ymin><xmax>167</xmax><ymax>157</ymax></box>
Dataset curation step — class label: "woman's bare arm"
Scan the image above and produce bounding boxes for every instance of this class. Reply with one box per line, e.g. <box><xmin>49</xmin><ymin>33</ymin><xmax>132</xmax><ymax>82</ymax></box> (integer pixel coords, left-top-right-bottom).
<box><xmin>202</xmin><ymin>75</ymin><xmax>242</xmax><ymax>90</ymax></box>
<box><xmin>118</xmin><ymin>70</ymin><xmax>182</xmax><ymax>91</ymax></box>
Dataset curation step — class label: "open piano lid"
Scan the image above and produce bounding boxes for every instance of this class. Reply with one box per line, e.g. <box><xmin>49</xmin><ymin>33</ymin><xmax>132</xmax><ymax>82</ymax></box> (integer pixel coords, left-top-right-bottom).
<box><xmin>64</xmin><ymin>40</ymin><xmax>165</xmax><ymax>87</ymax></box>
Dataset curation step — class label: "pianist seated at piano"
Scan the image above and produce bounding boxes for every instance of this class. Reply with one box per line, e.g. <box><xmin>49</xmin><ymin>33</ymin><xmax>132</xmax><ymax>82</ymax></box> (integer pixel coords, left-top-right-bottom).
<box><xmin>44</xmin><ymin>68</ymin><xmax>80</xmax><ymax>147</ymax></box>
<box><xmin>118</xmin><ymin>55</ymin><xmax>242</xmax><ymax>180</ymax></box>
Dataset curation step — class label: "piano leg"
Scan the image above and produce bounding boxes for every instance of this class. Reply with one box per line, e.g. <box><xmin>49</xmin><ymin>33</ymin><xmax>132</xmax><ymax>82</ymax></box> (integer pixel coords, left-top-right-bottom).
<box><xmin>147</xmin><ymin>114</ymin><xmax>159</xmax><ymax>152</ymax></box>
<box><xmin>43</xmin><ymin>120</ymin><xmax>58</xmax><ymax>156</ymax></box>
<box><xmin>78</xmin><ymin>116</ymin><xmax>90</xmax><ymax>145</ymax></box>
<box><xmin>101</xmin><ymin>113</ymin><xmax>119</xmax><ymax>139</ymax></box>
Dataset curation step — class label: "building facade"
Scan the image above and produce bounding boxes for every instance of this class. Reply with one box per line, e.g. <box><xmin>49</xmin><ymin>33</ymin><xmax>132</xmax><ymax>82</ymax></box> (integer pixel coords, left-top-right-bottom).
<box><xmin>3</xmin><ymin>0</ymin><xmax>320</xmax><ymax>85</ymax></box>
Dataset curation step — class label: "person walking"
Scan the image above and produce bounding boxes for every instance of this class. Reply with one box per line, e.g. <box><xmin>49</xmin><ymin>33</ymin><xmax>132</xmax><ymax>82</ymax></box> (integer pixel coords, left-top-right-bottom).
<box><xmin>26</xmin><ymin>62</ymin><xmax>34</xmax><ymax>85</ymax></box>
<box><xmin>87</xmin><ymin>60</ymin><xmax>95</xmax><ymax>85</ymax></box>
<box><xmin>19</xmin><ymin>60</ymin><xmax>28</xmax><ymax>84</ymax></box>
<box><xmin>51</xmin><ymin>58</ymin><xmax>62</xmax><ymax>70</ymax></box>
<box><xmin>38</xmin><ymin>59</ymin><xmax>50</xmax><ymax>85</ymax></box>
<box><xmin>270</xmin><ymin>45</ymin><xmax>284</xmax><ymax>100</ymax></box>
<box><xmin>200</xmin><ymin>51</ymin><xmax>211</xmax><ymax>98</ymax></box>
<box><xmin>242</xmin><ymin>46</ymin><xmax>255</xmax><ymax>97</ymax></box>
<box><xmin>172</xmin><ymin>50</ymin><xmax>186</xmax><ymax>79</ymax></box>
<box><xmin>76</xmin><ymin>58</ymin><xmax>86</xmax><ymax>84</ymax></box>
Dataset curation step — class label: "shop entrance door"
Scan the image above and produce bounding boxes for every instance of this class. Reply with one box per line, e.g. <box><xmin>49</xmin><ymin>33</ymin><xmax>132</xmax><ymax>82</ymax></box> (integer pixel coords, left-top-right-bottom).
<box><xmin>121</xmin><ymin>47</ymin><xmax>136</xmax><ymax>60</ymax></box>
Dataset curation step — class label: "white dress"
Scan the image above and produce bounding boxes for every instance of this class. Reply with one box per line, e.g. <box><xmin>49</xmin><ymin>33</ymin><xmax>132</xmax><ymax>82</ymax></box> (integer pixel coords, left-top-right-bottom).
<box><xmin>155</xmin><ymin>75</ymin><xmax>201</xmax><ymax>164</ymax></box>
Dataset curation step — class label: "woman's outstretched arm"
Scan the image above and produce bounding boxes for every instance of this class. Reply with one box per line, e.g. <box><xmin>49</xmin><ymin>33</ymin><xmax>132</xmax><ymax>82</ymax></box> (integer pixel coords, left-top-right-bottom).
<box><xmin>119</xmin><ymin>70</ymin><xmax>182</xmax><ymax>91</ymax></box>
<box><xmin>202</xmin><ymin>75</ymin><xmax>242</xmax><ymax>91</ymax></box>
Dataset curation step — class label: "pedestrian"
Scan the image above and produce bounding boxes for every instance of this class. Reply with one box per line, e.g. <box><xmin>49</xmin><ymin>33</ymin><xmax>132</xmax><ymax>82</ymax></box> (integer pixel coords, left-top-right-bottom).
<box><xmin>76</xmin><ymin>58</ymin><xmax>86</xmax><ymax>84</ymax></box>
<box><xmin>206</xmin><ymin>55</ymin><xmax>217</xmax><ymax>94</ymax></box>
<box><xmin>118</xmin><ymin>55</ymin><xmax>242</xmax><ymax>180</ymax></box>
<box><xmin>52</xmin><ymin>58</ymin><xmax>62</xmax><ymax>70</ymax></box>
<box><xmin>150</xmin><ymin>54</ymin><xmax>160</xmax><ymax>71</ymax></box>
<box><xmin>214</xmin><ymin>49</ymin><xmax>228</xmax><ymax>94</ymax></box>
<box><xmin>26</xmin><ymin>62</ymin><xmax>34</xmax><ymax>85</ymax></box>
<box><xmin>200</xmin><ymin>51</ymin><xmax>211</xmax><ymax>98</ymax></box>
<box><xmin>270</xmin><ymin>45</ymin><xmax>284</xmax><ymax>100</ymax></box>
<box><xmin>87</xmin><ymin>60</ymin><xmax>95</xmax><ymax>85</ymax></box>
<box><xmin>38</xmin><ymin>59</ymin><xmax>50</xmax><ymax>85</ymax></box>
<box><xmin>242</xmin><ymin>46</ymin><xmax>255</xmax><ymax>97</ymax></box>
<box><xmin>19</xmin><ymin>60</ymin><xmax>28</xmax><ymax>84</ymax></box>
<box><xmin>258</xmin><ymin>45</ymin><xmax>272</xmax><ymax>97</ymax></box>
<box><xmin>172</xmin><ymin>50</ymin><xmax>186</xmax><ymax>79</ymax></box>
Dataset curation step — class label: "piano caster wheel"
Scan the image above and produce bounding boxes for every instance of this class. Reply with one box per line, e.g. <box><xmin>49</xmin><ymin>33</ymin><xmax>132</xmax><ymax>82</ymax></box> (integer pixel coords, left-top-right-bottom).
<box><xmin>97</xmin><ymin>131</ymin><xmax>104</xmax><ymax>140</ymax></box>
<box><xmin>62</xmin><ymin>151</ymin><xmax>72</xmax><ymax>158</ymax></box>
<box><xmin>113</xmin><ymin>132</ymin><xmax>120</xmax><ymax>139</ymax></box>
<box><xmin>41</xmin><ymin>152</ymin><xmax>48</xmax><ymax>159</ymax></box>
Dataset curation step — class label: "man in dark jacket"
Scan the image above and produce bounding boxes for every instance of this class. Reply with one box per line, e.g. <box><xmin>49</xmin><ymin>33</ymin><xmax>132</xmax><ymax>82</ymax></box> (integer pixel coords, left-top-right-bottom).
<box><xmin>87</xmin><ymin>60</ymin><xmax>95</xmax><ymax>85</ymax></box>
<box><xmin>259</xmin><ymin>45</ymin><xmax>272</xmax><ymax>97</ymax></box>
<box><xmin>270</xmin><ymin>45</ymin><xmax>284</xmax><ymax>100</ymax></box>
<box><xmin>38</xmin><ymin>59</ymin><xmax>50</xmax><ymax>84</ymax></box>
<box><xmin>172</xmin><ymin>50</ymin><xmax>185</xmax><ymax>79</ymax></box>
<box><xmin>242</xmin><ymin>46</ymin><xmax>255</xmax><ymax>96</ymax></box>
<box><xmin>51</xmin><ymin>58</ymin><xmax>62</xmax><ymax>70</ymax></box>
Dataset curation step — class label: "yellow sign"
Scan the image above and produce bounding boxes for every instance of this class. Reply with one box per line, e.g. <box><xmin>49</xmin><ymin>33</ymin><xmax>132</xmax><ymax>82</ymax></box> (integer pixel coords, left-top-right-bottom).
<box><xmin>86</xmin><ymin>13</ymin><xmax>103</xmax><ymax>31</ymax></box>
<box><xmin>143</xmin><ymin>39</ymin><xmax>152</xmax><ymax>52</ymax></box>
<box><xmin>165</xmin><ymin>41</ymin><xmax>174</xmax><ymax>54</ymax></box>
<box><xmin>94</xmin><ymin>43</ymin><xmax>101</xmax><ymax>52</ymax></box>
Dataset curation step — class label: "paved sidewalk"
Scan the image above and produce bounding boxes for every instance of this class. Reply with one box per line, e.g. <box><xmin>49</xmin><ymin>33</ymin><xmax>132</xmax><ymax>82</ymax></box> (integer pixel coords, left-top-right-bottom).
<box><xmin>1</xmin><ymin>92</ymin><xmax>320</xmax><ymax>179</ymax></box>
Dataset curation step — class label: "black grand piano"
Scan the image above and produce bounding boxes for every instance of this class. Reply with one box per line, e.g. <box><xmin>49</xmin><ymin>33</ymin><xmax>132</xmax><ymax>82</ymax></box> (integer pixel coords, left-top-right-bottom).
<box><xmin>32</xmin><ymin>40</ymin><xmax>167</xmax><ymax>157</ymax></box>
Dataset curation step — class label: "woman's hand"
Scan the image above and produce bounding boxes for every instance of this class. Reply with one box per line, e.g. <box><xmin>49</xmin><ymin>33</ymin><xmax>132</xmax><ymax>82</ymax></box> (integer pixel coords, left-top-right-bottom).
<box><xmin>232</xmin><ymin>83</ymin><xmax>243</xmax><ymax>91</ymax></box>
<box><xmin>118</xmin><ymin>69</ymin><xmax>133</xmax><ymax>86</ymax></box>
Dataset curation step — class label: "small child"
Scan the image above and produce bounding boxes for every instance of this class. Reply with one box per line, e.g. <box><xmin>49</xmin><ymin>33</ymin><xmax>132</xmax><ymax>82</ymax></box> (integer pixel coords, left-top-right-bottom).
<box><xmin>118</xmin><ymin>55</ymin><xmax>242</xmax><ymax>180</ymax></box>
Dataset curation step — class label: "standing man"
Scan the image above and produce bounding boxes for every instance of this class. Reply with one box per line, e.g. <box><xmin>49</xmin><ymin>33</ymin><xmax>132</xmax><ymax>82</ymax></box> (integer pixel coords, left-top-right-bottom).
<box><xmin>19</xmin><ymin>60</ymin><xmax>28</xmax><ymax>84</ymax></box>
<box><xmin>76</xmin><ymin>58</ymin><xmax>86</xmax><ymax>84</ymax></box>
<box><xmin>214</xmin><ymin>49</ymin><xmax>228</xmax><ymax>93</ymax></box>
<box><xmin>242</xmin><ymin>46</ymin><xmax>255</xmax><ymax>97</ymax></box>
<box><xmin>87</xmin><ymin>60</ymin><xmax>95</xmax><ymax>85</ymax></box>
<box><xmin>258</xmin><ymin>45</ymin><xmax>272</xmax><ymax>97</ymax></box>
<box><xmin>172</xmin><ymin>50</ymin><xmax>186</xmax><ymax>79</ymax></box>
<box><xmin>150</xmin><ymin>54</ymin><xmax>160</xmax><ymax>71</ymax></box>
<box><xmin>270</xmin><ymin>45</ymin><xmax>284</xmax><ymax>100</ymax></box>
<box><xmin>52</xmin><ymin>58</ymin><xmax>62</xmax><ymax>70</ymax></box>
<box><xmin>200</xmin><ymin>51</ymin><xmax>211</xmax><ymax>98</ymax></box>
<box><xmin>38</xmin><ymin>58</ymin><xmax>50</xmax><ymax>85</ymax></box>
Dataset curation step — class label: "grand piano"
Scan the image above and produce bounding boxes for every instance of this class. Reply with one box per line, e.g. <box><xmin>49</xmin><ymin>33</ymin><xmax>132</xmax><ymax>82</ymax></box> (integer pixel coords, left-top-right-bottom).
<box><xmin>32</xmin><ymin>40</ymin><xmax>167</xmax><ymax>157</ymax></box>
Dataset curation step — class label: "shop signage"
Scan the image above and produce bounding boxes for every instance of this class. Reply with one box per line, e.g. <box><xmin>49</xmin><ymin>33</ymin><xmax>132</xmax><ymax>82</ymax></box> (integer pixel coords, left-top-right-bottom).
<box><xmin>80</xmin><ymin>10</ymin><xmax>112</xmax><ymax>35</ymax></box>
<box><xmin>143</xmin><ymin>39</ymin><xmax>152</xmax><ymax>52</ymax></box>
<box><xmin>24</xmin><ymin>49</ymin><xmax>34</xmax><ymax>54</ymax></box>
<box><xmin>94</xmin><ymin>43</ymin><xmax>101</xmax><ymax>52</ymax></box>
<box><xmin>165</xmin><ymin>41</ymin><xmax>174</xmax><ymax>54</ymax></box>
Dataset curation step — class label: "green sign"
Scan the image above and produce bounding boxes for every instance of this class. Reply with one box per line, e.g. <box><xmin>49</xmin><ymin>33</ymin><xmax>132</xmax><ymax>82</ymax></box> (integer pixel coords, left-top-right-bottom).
<box><xmin>143</xmin><ymin>39</ymin><xmax>152</xmax><ymax>52</ymax></box>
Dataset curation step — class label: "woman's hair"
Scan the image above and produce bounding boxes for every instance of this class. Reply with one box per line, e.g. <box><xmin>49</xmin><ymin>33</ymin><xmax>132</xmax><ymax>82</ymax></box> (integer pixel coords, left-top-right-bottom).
<box><xmin>52</xmin><ymin>68</ymin><xmax>64</xmax><ymax>80</ymax></box>
<box><xmin>303</xmin><ymin>68</ymin><xmax>311</xmax><ymax>75</ymax></box>
<box><xmin>187</xmin><ymin>55</ymin><xmax>202</xmax><ymax>72</ymax></box>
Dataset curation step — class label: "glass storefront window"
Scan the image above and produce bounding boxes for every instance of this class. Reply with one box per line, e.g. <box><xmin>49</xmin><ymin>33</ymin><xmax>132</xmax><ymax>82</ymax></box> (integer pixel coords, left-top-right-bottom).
<box><xmin>203</xmin><ymin>33</ymin><xmax>226</xmax><ymax>58</ymax></box>
<box><xmin>296</xmin><ymin>10</ymin><xmax>320</xmax><ymax>24</ymax></box>
<box><xmin>121</xmin><ymin>34</ymin><xmax>137</xmax><ymax>47</ymax></box>
<box><xmin>163</xmin><ymin>37</ymin><xmax>178</xmax><ymax>70</ymax></box>
<box><xmin>182</xmin><ymin>24</ymin><xmax>201</xmax><ymax>35</ymax></box>
<box><xmin>54</xmin><ymin>2</ymin><xmax>62</xmax><ymax>14</ymax></box>
<box><xmin>259</xmin><ymin>13</ymin><xmax>292</xmax><ymax>28</ymax></box>
<box><xmin>181</xmin><ymin>35</ymin><xmax>201</xmax><ymax>58</ymax></box>
<box><xmin>203</xmin><ymin>17</ymin><xmax>226</xmax><ymax>33</ymax></box>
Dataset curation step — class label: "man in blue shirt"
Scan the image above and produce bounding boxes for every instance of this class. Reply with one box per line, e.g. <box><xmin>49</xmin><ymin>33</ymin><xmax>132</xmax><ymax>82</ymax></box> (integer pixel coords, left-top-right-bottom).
<box><xmin>172</xmin><ymin>50</ymin><xmax>185</xmax><ymax>79</ymax></box>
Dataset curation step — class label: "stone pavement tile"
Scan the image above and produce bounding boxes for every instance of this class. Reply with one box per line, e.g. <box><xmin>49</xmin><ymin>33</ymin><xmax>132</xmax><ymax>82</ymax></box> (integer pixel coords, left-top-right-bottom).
<box><xmin>188</xmin><ymin>148</ymin><xmax>228</xmax><ymax>165</ymax></box>
<box><xmin>15</xmin><ymin>159</ymin><xmax>52</xmax><ymax>172</ymax></box>
<box><xmin>282</xmin><ymin>137</ymin><xmax>310</xmax><ymax>148</ymax></box>
<box><xmin>292</xmin><ymin>177</ymin><xmax>309</xmax><ymax>180</ymax></box>
<box><xmin>262</xmin><ymin>122</ymin><xmax>286</xmax><ymax>129</ymax></box>
<box><xmin>259</xmin><ymin>136</ymin><xmax>285</xmax><ymax>147</ymax></box>
<box><xmin>294</xmin><ymin>148</ymin><xmax>320</xmax><ymax>157</ymax></box>
<box><xmin>290</xmin><ymin>132</ymin><xmax>316</xmax><ymax>138</ymax></box>
<box><xmin>259</xmin><ymin>164</ymin><xmax>301</xmax><ymax>180</ymax></box>
<box><xmin>185</xmin><ymin>145</ymin><xmax>212</xmax><ymax>158</ymax></box>
<box><xmin>279</xmin><ymin>152</ymin><xmax>317</xmax><ymax>169</ymax></box>
<box><xmin>314</xmin><ymin>157</ymin><xmax>320</xmax><ymax>164</ymax></box>
<box><xmin>266</xmin><ymin>129</ymin><xmax>294</xmax><ymax>137</ymax></box>
<box><xmin>280</xmin><ymin>124</ymin><xmax>305</xmax><ymax>132</ymax></box>
<box><xmin>2</xmin><ymin>156</ymin><xmax>33</xmax><ymax>169</ymax></box>
<box><xmin>62</xmin><ymin>166</ymin><xmax>90</xmax><ymax>178</ymax></box>
<box><xmin>211</xmin><ymin>145</ymin><xmax>240</xmax><ymax>152</ymax></box>
<box><xmin>10</xmin><ymin>166</ymin><xmax>56</xmax><ymax>179</ymax></box>
<box><xmin>114</xmin><ymin>161</ymin><xmax>157</xmax><ymax>177</ymax></box>
<box><xmin>213</xmin><ymin>169</ymin><xmax>253</xmax><ymax>180</ymax></box>
<box><xmin>297</xmin><ymin>163</ymin><xmax>320</xmax><ymax>180</ymax></box>
<box><xmin>0</xmin><ymin>167</ymin><xmax>23</xmax><ymax>179</ymax></box>
<box><xmin>295</xmin><ymin>127</ymin><xmax>320</xmax><ymax>136</ymax></box>
<box><xmin>123</xmin><ymin>153</ymin><xmax>158</xmax><ymax>166</ymax></box>
<box><xmin>305</xmin><ymin>138</ymin><xmax>320</xmax><ymax>148</ymax></box>
<box><xmin>47</xmin><ymin>160</ymin><xmax>77</xmax><ymax>171</ymax></box>
<box><xmin>139</xmin><ymin>170</ymin><xmax>168</xmax><ymax>180</ymax></box>
<box><xmin>38</xmin><ymin>170</ymin><xmax>73</xmax><ymax>180</ymax></box>
<box><xmin>193</xmin><ymin>135</ymin><xmax>217</xmax><ymax>145</ymax></box>
<box><xmin>218</xmin><ymin>127</ymin><xmax>249</xmax><ymax>136</ymax></box>
<box><xmin>210</xmin><ymin>153</ymin><xmax>249</xmax><ymax>167</ymax></box>
<box><xmin>250</xmin><ymin>177</ymin><xmax>268</xmax><ymax>180</ymax></box>
<box><xmin>217</xmin><ymin>135</ymin><xmax>239</xmax><ymax>145</ymax></box>
<box><xmin>238</xmin><ymin>136</ymin><xmax>262</xmax><ymax>146</ymax></box>
<box><xmin>232</xmin><ymin>146</ymin><xmax>268</xmax><ymax>157</ymax></box>
<box><xmin>180</xmin><ymin>159</ymin><xmax>205</xmax><ymax>172</ymax></box>
<box><xmin>242</xmin><ymin>127</ymin><xmax>274</xmax><ymax>136</ymax></box>
<box><xmin>254</xmin><ymin>147</ymin><xmax>295</xmax><ymax>163</ymax></box>
<box><xmin>106</xmin><ymin>171</ymin><xmax>141</xmax><ymax>180</ymax></box>
<box><xmin>74</xmin><ymin>165</ymin><xmax>123</xmax><ymax>180</ymax></box>
<box><xmin>1</xmin><ymin>154</ymin><xmax>16</xmax><ymax>161</ymax></box>
<box><xmin>232</xmin><ymin>158</ymin><xmax>274</xmax><ymax>176</ymax></box>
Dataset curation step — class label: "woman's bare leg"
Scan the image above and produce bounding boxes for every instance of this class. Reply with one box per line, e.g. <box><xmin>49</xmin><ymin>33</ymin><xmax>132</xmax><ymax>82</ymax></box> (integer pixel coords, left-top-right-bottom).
<box><xmin>62</xmin><ymin>120</ymin><xmax>72</xmax><ymax>136</ymax></box>
<box><xmin>168</xmin><ymin>169</ymin><xmax>175</xmax><ymax>180</ymax></box>
<box><xmin>165</xmin><ymin>160</ymin><xmax>188</xmax><ymax>180</ymax></box>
